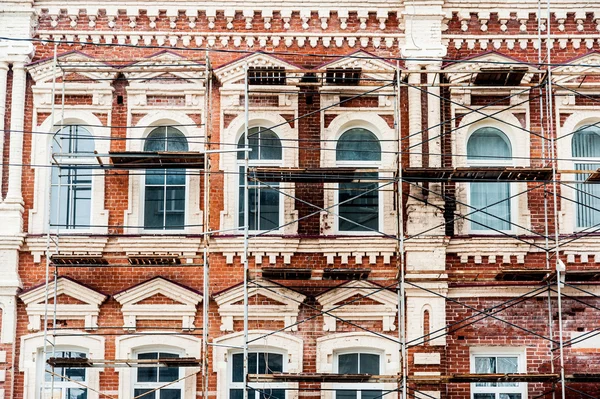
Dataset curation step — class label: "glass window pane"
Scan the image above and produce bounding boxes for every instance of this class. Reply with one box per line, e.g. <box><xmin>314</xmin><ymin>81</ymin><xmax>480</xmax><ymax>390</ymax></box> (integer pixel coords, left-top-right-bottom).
<box><xmin>336</xmin><ymin>129</ymin><xmax>381</xmax><ymax>162</ymax></box>
<box><xmin>66</xmin><ymin>388</ymin><xmax>87</xmax><ymax>399</ymax></box>
<box><xmin>166</xmin><ymin>170</ymin><xmax>186</xmax><ymax>185</ymax></box>
<box><xmin>362</xmin><ymin>390</ymin><xmax>383</xmax><ymax>399</ymax></box>
<box><xmin>237</xmin><ymin>128</ymin><xmax>282</xmax><ymax>161</ymax></box>
<box><xmin>267</xmin><ymin>354</ymin><xmax>283</xmax><ymax>373</ymax></box>
<box><xmin>158</xmin><ymin>353</ymin><xmax>179</xmax><ymax>382</ymax></box>
<box><xmin>230</xmin><ymin>389</ymin><xmax>243</xmax><ymax>399</ymax></box>
<box><xmin>135</xmin><ymin>389</ymin><xmax>156</xmax><ymax>399</ymax></box>
<box><xmin>42</xmin><ymin>388</ymin><xmax>62</xmax><ymax>399</ymax></box>
<box><xmin>339</xmin><ymin>180</ymin><xmax>379</xmax><ymax>232</ymax></box>
<box><xmin>248</xmin><ymin>353</ymin><xmax>258</xmax><ymax>375</ymax></box>
<box><xmin>475</xmin><ymin>357</ymin><xmax>495</xmax><ymax>374</ymax></box>
<box><xmin>137</xmin><ymin>353</ymin><xmax>158</xmax><ymax>382</ymax></box>
<box><xmin>260</xmin><ymin>389</ymin><xmax>285</xmax><ymax>399</ymax></box>
<box><xmin>160</xmin><ymin>389</ymin><xmax>181</xmax><ymax>399</ymax></box>
<box><xmin>496</xmin><ymin>357</ymin><xmax>518</xmax><ymax>373</ymax></box>
<box><xmin>575</xmin><ymin>162</ymin><xmax>600</xmax><ymax>228</ymax></box>
<box><xmin>336</xmin><ymin>391</ymin><xmax>357</xmax><ymax>399</ymax></box>
<box><xmin>467</xmin><ymin>127</ymin><xmax>512</xmax><ymax>161</ymax></box>
<box><xmin>473</xmin><ymin>395</ymin><xmax>495</xmax><ymax>399</ymax></box>
<box><xmin>338</xmin><ymin>354</ymin><xmax>358</xmax><ymax>374</ymax></box>
<box><xmin>499</xmin><ymin>395</ymin><xmax>521</xmax><ymax>399</ymax></box>
<box><xmin>144</xmin><ymin>186</ymin><xmax>165</xmax><ymax>229</ymax></box>
<box><xmin>166</xmin><ymin>128</ymin><xmax>188</xmax><ymax>152</ymax></box>
<box><xmin>146</xmin><ymin>170</ymin><xmax>166</xmax><ymax>185</ymax></box>
<box><xmin>164</xmin><ymin>186</ymin><xmax>185</xmax><ymax>230</ymax></box>
<box><xmin>232</xmin><ymin>353</ymin><xmax>243</xmax><ymax>383</ymax></box>
<box><xmin>359</xmin><ymin>354</ymin><xmax>380</xmax><ymax>375</ymax></box>
<box><xmin>470</xmin><ymin>183</ymin><xmax>511</xmax><ymax>231</ymax></box>
<box><xmin>145</xmin><ymin>130</ymin><xmax>167</xmax><ymax>152</ymax></box>
<box><xmin>259</xmin><ymin>188</ymin><xmax>279</xmax><ymax>230</ymax></box>
<box><xmin>572</xmin><ymin>126</ymin><xmax>600</xmax><ymax>158</ymax></box>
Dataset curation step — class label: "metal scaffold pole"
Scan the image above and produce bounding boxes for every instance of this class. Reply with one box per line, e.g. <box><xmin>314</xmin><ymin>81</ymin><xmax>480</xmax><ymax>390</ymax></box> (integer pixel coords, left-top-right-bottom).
<box><xmin>243</xmin><ymin>63</ymin><xmax>250</xmax><ymax>399</ymax></box>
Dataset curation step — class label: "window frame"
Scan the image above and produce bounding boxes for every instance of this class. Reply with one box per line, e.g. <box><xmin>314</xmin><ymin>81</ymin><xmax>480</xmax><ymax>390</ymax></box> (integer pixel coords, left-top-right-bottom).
<box><xmin>37</xmin><ymin>348</ymin><xmax>89</xmax><ymax>399</ymax></box>
<box><xmin>228</xmin><ymin>349</ymin><xmax>288</xmax><ymax>399</ymax></box>
<box><xmin>236</xmin><ymin>126</ymin><xmax>284</xmax><ymax>233</ymax></box>
<box><xmin>570</xmin><ymin>124</ymin><xmax>600</xmax><ymax>231</ymax></box>
<box><xmin>332</xmin><ymin>350</ymin><xmax>385</xmax><ymax>399</ymax></box>
<box><xmin>132</xmin><ymin>349</ymin><xmax>185</xmax><ymax>399</ymax></box>
<box><xmin>469</xmin><ymin>347</ymin><xmax>527</xmax><ymax>399</ymax></box>
<box><xmin>334</xmin><ymin>127</ymin><xmax>383</xmax><ymax>235</ymax></box>
<box><xmin>465</xmin><ymin>127</ymin><xmax>517</xmax><ymax>234</ymax></box>
<box><xmin>140</xmin><ymin>126</ymin><xmax>189</xmax><ymax>232</ymax></box>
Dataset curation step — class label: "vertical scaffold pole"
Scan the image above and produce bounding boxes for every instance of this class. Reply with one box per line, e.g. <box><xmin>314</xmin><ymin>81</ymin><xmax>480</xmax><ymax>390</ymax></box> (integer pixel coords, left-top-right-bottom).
<box><xmin>395</xmin><ymin>64</ymin><xmax>407</xmax><ymax>399</ymax></box>
<box><xmin>202</xmin><ymin>50</ymin><xmax>211</xmax><ymax>399</ymax></box>
<box><xmin>243</xmin><ymin>63</ymin><xmax>250</xmax><ymax>399</ymax></box>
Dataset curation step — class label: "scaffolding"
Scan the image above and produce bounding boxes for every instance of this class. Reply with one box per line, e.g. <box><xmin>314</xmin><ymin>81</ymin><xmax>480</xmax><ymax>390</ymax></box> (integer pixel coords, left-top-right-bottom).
<box><xmin>29</xmin><ymin>17</ymin><xmax>600</xmax><ymax>399</ymax></box>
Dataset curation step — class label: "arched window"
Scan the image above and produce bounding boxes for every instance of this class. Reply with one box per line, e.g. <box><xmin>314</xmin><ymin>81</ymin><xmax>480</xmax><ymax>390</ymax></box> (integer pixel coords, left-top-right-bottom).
<box><xmin>336</xmin><ymin>128</ymin><xmax>381</xmax><ymax>232</ymax></box>
<box><xmin>230</xmin><ymin>351</ymin><xmax>286</xmax><ymax>399</ymax></box>
<box><xmin>50</xmin><ymin>126</ymin><xmax>94</xmax><ymax>229</ymax></box>
<box><xmin>144</xmin><ymin>127</ymin><xmax>188</xmax><ymax>230</ymax></box>
<box><xmin>334</xmin><ymin>351</ymin><xmax>383</xmax><ymax>399</ymax></box>
<box><xmin>467</xmin><ymin>127</ymin><xmax>512</xmax><ymax>232</ymax></box>
<box><xmin>572</xmin><ymin>125</ymin><xmax>600</xmax><ymax>229</ymax></box>
<box><xmin>237</xmin><ymin>127</ymin><xmax>282</xmax><ymax>231</ymax></box>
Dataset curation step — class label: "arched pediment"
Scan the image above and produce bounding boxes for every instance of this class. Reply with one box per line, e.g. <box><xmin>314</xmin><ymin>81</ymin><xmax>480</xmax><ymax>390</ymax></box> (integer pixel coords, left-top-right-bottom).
<box><xmin>19</xmin><ymin>277</ymin><xmax>107</xmax><ymax>331</ymax></box>
<box><xmin>113</xmin><ymin>277</ymin><xmax>203</xmax><ymax>331</ymax></box>
<box><xmin>316</xmin><ymin>280</ymin><xmax>398</xmax><ymax>332</ymax></box>
<box><xmin>213</xmin><ymin>279</ymin><xmax>306</xmax><ymax>331</ymax></box>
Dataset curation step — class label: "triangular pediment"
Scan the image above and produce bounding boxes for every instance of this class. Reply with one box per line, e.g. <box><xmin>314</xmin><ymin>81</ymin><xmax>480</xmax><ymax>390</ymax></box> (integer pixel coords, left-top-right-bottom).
<box><xmin>113</xmin><ymin>277</ymin><xmax>202</xmax><ymax>307</ymax></box>
<box><xmin>28</xmin><ymin>51</ymin><xmax>118</xmax><ymax>84</ymax></box>
<box><xmin>316</xmin><ymin>280</ymin><xmax>398</xmax><ymax>332</ymax></box>
<box><xmin>552</xmin><ymin>51</ymin><xmax>600</xmax><ymax>85</ymax></box>
<box><xmin>122</xmin><ymin>51</ymin><xmax>205</xmax><ymax>84</ymax></box>
<box><xmin>319</xmin><ymin>50</ymin><xmax>398</xmax><ymax>82</ymax></box>
<box><xmin>19</xmin><ymin>277</ymin><xmax>107</xmax><ymax>331</ymax></box>
<box><xmin>113</xmin><ymin>277</ymin><xmax>202</xmax><ymax>331</ymax></box>
<box><xmin>214</xmin><ymin>52</ymin><xmax>304</xmax><ymax>86</ymax></box>
<box><xmin>214</xmin><ymin>280</ymin><xmax>306</xmax><ymax>331</ymax></box>
<box><xmin>444</xmin><ymin>51</ymin><xmax>537</xmax><ymax>84</ymax></box>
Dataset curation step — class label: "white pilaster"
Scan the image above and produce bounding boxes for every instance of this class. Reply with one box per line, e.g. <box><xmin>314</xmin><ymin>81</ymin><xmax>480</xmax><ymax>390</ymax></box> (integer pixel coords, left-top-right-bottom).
<box><xmin>0</xmin><ymin>62</ymin><xmax>8</xmax><ymax>200</ymax></box>
<box><xmin>426</xmin><ymin>62</ymin><xmax>442</xmax><ymax>168</ymax></box>
<box><xmin>5</xmin><ymin>62</ymin><xmax>27</xmax><ymax>204</ymax></box>
<box><xmin>407</xmin><ymin>64</ymin><xmax>422</xmax><ymax>168</ymax></box>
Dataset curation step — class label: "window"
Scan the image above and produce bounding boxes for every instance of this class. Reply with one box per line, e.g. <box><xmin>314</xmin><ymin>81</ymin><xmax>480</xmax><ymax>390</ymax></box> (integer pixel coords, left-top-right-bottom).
<box><xmin>471</xmin><ymin>352</ymin><xmax>526</xmax><ymax>399</ymax></box>
<box><xmin>334</xmin><ymin>352</ymin><xmax>382</xmax><ymax>399</ymax></box>
<box><xmin>336</xmin><ymin>128</ymin><xmax>381</xmax><ymax>232</ymax></box>
<box><xmin>143</xmin><ymin>127</ymin><xmax>188</xmax><ymax>230</ymax></box>
<box><xmin>572</xmin><ymin>125</ymin><xmax>600</xmax><ymax>229</ymax></box>
<box><xmin>50</xmin><ymin>126</ymin><xmax>94</xmax><ymax>229</ymax></box>
<box><xmin>238</xmin><ymin>127</ymin><xmax>282</xmax><ymax>231</ymax></box>
<box><xmin>133</xmin><ymin>352</ymin><xmax>183</xmax><ymax>399</ymax></box>
<box><xmin>467</xmin><ymin>127</ymin><xmax>512</xmax><ymax>232</ymax></box>
<box><xmin>40</xmin><ymin>350</ymin><xmax>88</xmax><ymax>399</ymax></box>
<box><xmin>230</xmin><ymin>352</ymin><xmax>285</xmax><ymax>399</ymax></box>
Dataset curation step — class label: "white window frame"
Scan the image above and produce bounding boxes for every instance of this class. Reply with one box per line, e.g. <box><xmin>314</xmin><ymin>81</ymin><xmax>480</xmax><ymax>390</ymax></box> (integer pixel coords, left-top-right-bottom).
<box><xmin>236</xmin><ymin>126</ymin><xmax>284</xmax><ymax>233</ymax></box>
<box><xmin>115</xmin><ymin>334</ymin><xmax>200</xmax><ymax>399</ymax></box>
<box><xmin>140</xmin><ymin>126</ymin><xmax>189</xmax><ymax>232</ymax></box>
<box><xmin>228</xmin><ymin>349</ymin><xmax>288</xmax><ymax>399</ymax></box>
<box><xmin>123</xmin><ymin>111</ymin><xmax>203</xmax><ymax>235</ymax></box>
<box><xmin>132</xmin><ymin>349</ymin><xmax>185</xmax><ymax>399</ymax></box>
<box><xmin>30</xmin><ymin>112</ymin><xmax>110</xmax><ymax>234</ymax></box>
<box><xmin>321</xmin><ymin>114</ymin><xmax>396</xmax><ymax>236</ymax></box>
<box><xmin>219</xmin><ymin>113</ymin><xmax>298</xmax><ymax>235</ymax></box>
<box><xmin>20</xmin><ymin>332</ymin><xmax>105</xmax><ymax>399</ymax></box>
<box><xmin>557</xmin><ymin>113</ymin><xmax>600</xmax><ymax>234</ymax></box>
<box><xmin>453</xmin><ymin>114</ymin><xmax>530</xmax><ymax>236</ymax></box>
<box><xmin>332</xmin><ymin>350</ymin><xmax>385</xmax><ymax>399</ymax></box>
<box><xmin>213</xmin><ymin>331</ymin><xmax>302</xmax><ymax>399</ymax></box>
<box><xmin>317</xmin><ymin>332</ymin><xmax>399</xmax><ymax>399</ymax></box>
<box><xmin>334</xmin><ymin>128</ymin><xmax>383</xmax><ymax>235</ymax></box>
<box><xmin>36</xmin><ymin>348</ymin><xmax>89</xmax><ymax>399</ymax></box>
<box><xmin>469</xmin><ymin>347</ymin><xmax>527</xmax><ymax>399</ymax></box>
<box><xmin>465</xmin><ymin>127</ymin><xmax>515</xmax><ymax>234</ymax></box>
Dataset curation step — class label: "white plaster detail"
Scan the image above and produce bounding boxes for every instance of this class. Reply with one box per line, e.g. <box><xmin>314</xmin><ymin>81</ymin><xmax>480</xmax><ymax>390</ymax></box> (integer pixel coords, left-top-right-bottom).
<box><xmin>414</xmin><ymin>352</ymin><xmax>441</xmax><ymax>365</ymax></box>
<box><xmin>214</xmin><ymin>280</ymin><xmax>306</xmax><ymax>331</ymax></box>
<box><xmin>316</xmin><ymin>280</ymin><xmax>398</xmax><ymax>332</ymax></box>
<box><xmin>19</xmin><ymin>277</ymin><xmax>106</xmax><ymax>331</ymax></box>
<box><xmin>113</xmin><ymin>277</ymin><xmax>202</xmax><ymax>331</ymax></box>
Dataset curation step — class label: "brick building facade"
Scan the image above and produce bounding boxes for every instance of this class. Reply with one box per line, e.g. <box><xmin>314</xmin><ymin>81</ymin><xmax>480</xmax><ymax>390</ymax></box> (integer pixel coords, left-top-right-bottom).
<box><xmin>1</xmin><ymin>0</ymin><xmax>600</xmax><ymax>399</ymax></box>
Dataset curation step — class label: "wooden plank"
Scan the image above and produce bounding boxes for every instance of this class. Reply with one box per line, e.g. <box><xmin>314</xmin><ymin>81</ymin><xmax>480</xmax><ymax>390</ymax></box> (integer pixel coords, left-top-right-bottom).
<box><xmin>109</xmin><ymin>151</ymin><xmax>204</xmax><ymax>169</ymax></box>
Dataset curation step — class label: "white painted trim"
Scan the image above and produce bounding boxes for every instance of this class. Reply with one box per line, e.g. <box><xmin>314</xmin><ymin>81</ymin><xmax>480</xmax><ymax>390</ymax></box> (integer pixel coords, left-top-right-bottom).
<box><xmin>469</xmin><ymin>347</ymin><xmax>527</xmax><ymax>399</ymax></box>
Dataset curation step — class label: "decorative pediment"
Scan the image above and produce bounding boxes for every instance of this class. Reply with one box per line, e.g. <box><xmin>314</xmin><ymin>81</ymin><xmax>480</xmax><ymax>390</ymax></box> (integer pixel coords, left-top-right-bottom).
<box><xmin>113</xmin><ymin>277</ymin><xmax>203</xmax><ymax>331</ymax></box>
<box><xmin>213</xmin><ymin>279</ymin><xmax>306</xmax><ymax>331</ymax></box>
<box><xmin>319</xmin><ymin>50</ymin><xmax>399</xmax><ymax>82</ymax></box>
<box><xmin>214</xmin><ymin>52</ymin><xmax>303</xmax><ymax>86</ymax></box>
<box><xmin>122</xmin><ymin>50</ymin><xmax>205</xmax><ymax>85</ymax></box>
<box><xmin>19</xmin><ymin>277</ymin><xmax>107</xmax><ymax>331</ymax></box>
<box><xmin>552</xmin><ymin>51</ymin><xmax>600</xmax><ymax>85</ymax></box>
<box><xmin>316</xmin><ymin>280</ymin><xmax>398</xmax><ymax>332</ymax></box>
<box><xmin>444</xmin><ymin>51</ymin><xmax>537</xmax><ymax>85</ymax></box>
<box><xmin>28</xmin><ymin>51</ymin><xmax>117</xmax><ymax>84</ymax></box>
